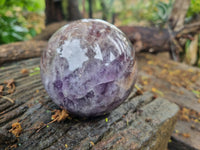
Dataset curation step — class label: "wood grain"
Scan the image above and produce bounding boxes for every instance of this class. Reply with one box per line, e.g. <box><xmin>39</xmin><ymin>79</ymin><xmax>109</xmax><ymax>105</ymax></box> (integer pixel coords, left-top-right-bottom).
<box><xmin>0</xmin><ymin>57</ymin><xmax>179</xmax><ymax>150</ymax></box>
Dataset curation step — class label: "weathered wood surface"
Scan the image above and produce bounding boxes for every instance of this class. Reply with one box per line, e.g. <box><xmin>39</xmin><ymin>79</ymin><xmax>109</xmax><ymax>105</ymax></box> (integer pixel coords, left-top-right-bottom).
<box><xmin>137</xmin><ymin>53</ymin><xmax>200</xmax><ymax>150</ymax></box>
<box><xmin>0</xmin><ymin>41</ymin><xmax>47</xmax><ymax>64</ymax></box>
<box><xmin>0</xmin><ymin>57</ymin><xmax>179</xmax><ymax>150</ymax></box>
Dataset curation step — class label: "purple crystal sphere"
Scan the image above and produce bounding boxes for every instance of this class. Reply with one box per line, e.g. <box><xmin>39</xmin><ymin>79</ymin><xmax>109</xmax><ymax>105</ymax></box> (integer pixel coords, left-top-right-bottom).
<box><xmin>40</xmin><ymin>19</ymin><xmax>137</xmax><ymax>117</ymax></box>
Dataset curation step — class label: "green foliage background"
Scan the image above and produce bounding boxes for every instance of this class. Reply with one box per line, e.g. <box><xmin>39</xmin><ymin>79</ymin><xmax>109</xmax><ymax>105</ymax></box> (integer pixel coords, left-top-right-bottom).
<box><xmin>0</xmin><ymin>0</ymin><xmax>45</xmax><ymax>44</ymax></box>
<box><xmin>0</xmin><ymin>0</ymin><xmax>200</xmax><ymax>67</ymax></box>
<box><xmin>187</xmin><ymin>0</ymin><xmax>200</xmax><ymax>17</ymax></box>
<box><xmin>1</xmin><ymin>0</ymin><xmax>200</xmax><ymax>45</ymax></box>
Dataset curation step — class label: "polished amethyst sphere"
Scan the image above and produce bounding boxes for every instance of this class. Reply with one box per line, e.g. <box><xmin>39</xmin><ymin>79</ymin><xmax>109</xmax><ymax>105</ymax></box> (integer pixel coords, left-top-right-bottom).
<box><xmin>40</xmin><ymin>19</ymin><xmax>137</xmax><ymax>117</ymax></box>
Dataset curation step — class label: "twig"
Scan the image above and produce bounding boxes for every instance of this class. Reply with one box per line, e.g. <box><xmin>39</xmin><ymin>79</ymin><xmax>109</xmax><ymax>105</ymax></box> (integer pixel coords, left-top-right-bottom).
<box><xmin>176</xmin><ymin>21</ymin><xmax>200</xmax><ymax>38</ymax></box>
<box><xmin>36</xmin><ymin>119</ymin><xmax>57</xmax><ymax>133</ymax></box>
<box><xmin>167</xmin><ymin>24</ymin><xmax>183</xmax><ymax>61</ymax></box>
<box><xmin>0</xmin><ymin>95</ymin><xmax>14</xmax><ymax>103</ymax></box>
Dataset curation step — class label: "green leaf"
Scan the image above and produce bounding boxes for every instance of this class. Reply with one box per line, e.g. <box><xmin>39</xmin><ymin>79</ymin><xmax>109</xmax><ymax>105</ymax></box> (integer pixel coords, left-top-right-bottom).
<box><xmin>185</xmin><ymin>39</ymin><xmax>191</xmax><ymax>52</ymax></box>
<box><xmin>12</xmin><ymin>25</ymin><xmax>28</xmax><ymax>33</ymax></box>
<box><xmin>29</xmin><ymin>28</ymin><xmax>37</xmax><ymax>37</ymax></box>
<box><xmin>11</xmin><ymin>32</ymin><xmax>24</xmax><ymax>41</ymax></box>
<box><xmin>105</xmin><ymin>118</ymin><xmax>108</xmax><ymax>122</ymax></box>
<box><xmin>34</xmin><ymin>67</ymin><xmax>40</xmax><ymax>71</ymax></box>
<box><xmin>29</xmin><ymin>71</ymin><xmax>40</xmax><ymax>76</ymax></box>
<box><xmin>157</xmin><ymin>2</ymin><xmax>168</xmax><ymax>20</ymax></box>
<box><xmin>0</xmin><ymin>0</ymin><xmax>5</xmax><ymax>6</ymax></box>
<box><xmin>192</xmin><ymin>90</ymin><xmax>200</xmax><ymax>98</ymax></box>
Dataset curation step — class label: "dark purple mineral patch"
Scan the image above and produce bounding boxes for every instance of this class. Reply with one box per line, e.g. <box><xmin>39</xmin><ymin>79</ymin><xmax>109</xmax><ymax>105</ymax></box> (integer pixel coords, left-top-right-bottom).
<box><xmin>40</xmin><ymin>19</ymin><xmax>137</xmax><ymax>117</ymax></box>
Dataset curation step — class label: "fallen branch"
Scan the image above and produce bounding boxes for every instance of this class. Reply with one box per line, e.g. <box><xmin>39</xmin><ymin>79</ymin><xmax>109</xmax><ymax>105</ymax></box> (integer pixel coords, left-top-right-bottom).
<box><xmin>0</xmin><ymin>95</ymin><xmax>14</xmax><ymax>103</ymax></box>
<box><xmin>176</xmin><ymin>21</ymin><xmax>200</xmax><ymax>38</ymax></box>
<box><xmin>33</xmin><ymin>21</ymin><xmax>67</xmax><ymax>41</ymax></box>
<box><xmin>0</xmin><ymin>40</ymin><xmax>47</xmax><ymax>64</ymax></box>
<box><xmin>119</xmin><ymin>26</ymin><xmax>171</xmax><ymax>52</ymax></box>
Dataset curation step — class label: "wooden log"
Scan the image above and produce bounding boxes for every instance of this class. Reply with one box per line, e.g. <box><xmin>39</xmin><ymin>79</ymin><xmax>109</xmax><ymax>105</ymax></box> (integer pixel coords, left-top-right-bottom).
<box><xmin>137</xmin><ymin>53</ymin><xmax>200</xmax><ymax>150</ymax></box>
<box><xmin>0</xmin><ymin>26</ymin><xmax>170</xmax><ymax>65</ymax></box>
<box><xmin>33</xmin><ymin>21</ymin><xmax>68</xmax><ymax>41</ymax></box>
<box><xmin>1</xmin><ymin>21</ymin><xmax>200</xmax><ymax>65</ymax></box>
<box><xmin>0</xmin><ymin>41</ymin><xmax>47</xmax><ymax>65</ymax></box>
<box><xmin>176</xmin><ymin>21</ymin><xmax>200</xmax><ymax>38</ymax></box>
<box><xmin>33</xmin><ymin>21</ymin><xmax>200</xmax><ymax>52</ymax></box>
<box><xmin>0</xmin><ymin>57</ymin><xmax>179</xmax><ymax>150</ymax></box>
<box><xmin>118</xmin><ymin>26</ymin><xmax>171</xmax><ymax>52</ymax></box>
<box><xmin>33</xmin><ymin>21</ymin><xmax>172</xmax><ymax>52</ymax></box>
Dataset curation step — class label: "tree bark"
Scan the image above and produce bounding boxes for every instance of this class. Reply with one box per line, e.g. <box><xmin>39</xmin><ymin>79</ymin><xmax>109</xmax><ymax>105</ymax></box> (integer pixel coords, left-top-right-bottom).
<box><xmin>119</xmin><ymin>26</ymin><xmax>170</xmax><ymax>52</ymax></box>
<box><xmin>168</xmin><ymin>0</ymin><xmax>191</xmax><ymax>31</ymax></box>
<box><xmin>88</xmin><ymin>0</ymin><xmax>93</xmax><ymax>18</ymax></box>
<box><xmin>45</xmin><ymin>0</ymin><xmax>65</xmax><ymax>25</ymax></box>
<box><xmin>167</xmin><ymin>0</ymin><xmax>191</xmax><ymax>60</ymax></box>
<box><xmin>67</xmin><ymin>0</ymin><xmax>82</xmax><ymax>21</ymax></box>
<box><xmin>0</xmin><ymin>41</ymin><xmax>47</xmax><ymax>64</ymax></box>
<box><xmin>82</xmin><ymin>0</ymin><xmax>86</xmax><ymax>17</ymax></box>
<box><xmin>101</xmin><ymin>1</ymin><xmax>108</xmax><ymax>21</ymax></box>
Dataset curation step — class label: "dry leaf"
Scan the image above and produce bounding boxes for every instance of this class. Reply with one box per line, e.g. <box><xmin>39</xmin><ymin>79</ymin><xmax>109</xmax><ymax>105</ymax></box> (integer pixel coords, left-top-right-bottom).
<box><xmin>182</xmin><ymin>133</ymin><xmax>190</xmax><ymax>138</ymax></box>
<box><xmin>20</xmin><ymin>69</ymin><xmax>29</xmax><ymax>74</ymax></box>
<box><xmin>175</xmin><ymin>130</ymin><xmax>179</xmax><ymax>133</ymax></box>
<box><xmin>147</xmin><ymin>60</ymin><xmax>155</xmax><ymax>65</ymax></box>
<box><xmin>151</xmin><ymin>87</ymin><xmax>164</xmax><ymax>96</ymax></box>
<box><xmin>90</xmin><ymin>141</ymin><xmax>95</xmax><ymax>146</ymax></box>
<box><xmin>5</xmin><ymin>144</ymin><xmax>18</xmax><ymax>150</ymax></box>
<box><xmin>9</xmin><ymin>122</ymin><xmax>22</xmax><ymax>137</ymax></box>
<box><xmin>178</xmin><ymin>107</ymin><xmax>200</xmax><ymax>123</ymax></box>
<box><xmin>35</xmin><ymin>110</ymin><xmax>70</xmax><ymax>133</ymax></box>
<box><xmin>145</xmin><ymin>118</ymin><xmax>152</xmax><ymax>122</ymax></box>
<box><xmin>179</xmin><ymin>115</ymin><xmax>190</xmax><ymax>122</ymax></box>
<box><xmin>191</xmin><ymin>124</ymin><xmax>195</xmax><ymax>130</ymax></box>
<box><xmin>135</xmin><ymin>84</ymin><xmax>143</xmax><ymax>95</ymax></box>
<box><xmin>181</xmin><ymin>107</ymin><xmax>190</xmax><ymax>115</ymax></box>
<box><xmin>51</xmin><ymin>109</ymin><xmax>69</xmax><ymax>122</ymax></box>
<box><xmin>0</xmin><ymin>85</ymin><xmax>3</xmax><ymax>94</ymax></box>
<box><xmin>10</xmin><ymin>144</ymin><xmax>17</xmax><ymax>148</ymax></box>
<box><xmin>4</xmin><ymin>79</ymin><xmax>14</xmax><ymax>89</ymax></box>
<box><xmin>7</xmin><ymin>83</ymin><xmax>15</xmax><ymax>94</ymax></box>
<box><xmin>136</xmin><ymin>89</ymin><xmax>143</xmax><ymax>95</ymax></box>
<box><xmin>142</xmin><ymin>80</ymin><xmax>148</xmax><ymax>85</ymax></box>
<box><xmin>4</xmin><ymin>79</ymin><xmax>15</xmax><ymax>94</ymax></box>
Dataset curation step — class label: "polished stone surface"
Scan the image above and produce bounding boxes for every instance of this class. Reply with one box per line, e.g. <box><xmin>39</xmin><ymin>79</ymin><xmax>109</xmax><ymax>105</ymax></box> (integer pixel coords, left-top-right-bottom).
<box><xmin>40</xmin><ymin>19</ymin><xmax>137</xmax><ymax>117</ymax></box>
